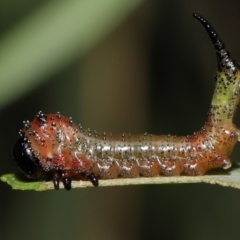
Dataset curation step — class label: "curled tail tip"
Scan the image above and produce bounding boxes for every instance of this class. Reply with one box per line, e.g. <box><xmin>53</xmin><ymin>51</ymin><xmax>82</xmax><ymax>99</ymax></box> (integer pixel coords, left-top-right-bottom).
<box><xmin>192</xmin><ymin>13</ymin><xmax>200</xmax><ymax>18</ymax></box>
<box><xmin>192</xmin><ymin>13</ymin><xmax>224</xmax><ymax>51</ymax></box>
<box><xmin>192</xmin><ymin>13</ymin><xmax>211</xmax><ymax>28</ymax></box>
<box><xmin>193</xmin><ymin>13</ymin><xmax>240</xmax><ymax>72</ymax></box>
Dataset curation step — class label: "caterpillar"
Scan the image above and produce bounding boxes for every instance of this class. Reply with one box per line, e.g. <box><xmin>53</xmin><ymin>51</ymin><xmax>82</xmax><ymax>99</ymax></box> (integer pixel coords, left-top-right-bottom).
<box><xmin>13</xmin><ymin>13</ymin><xmax>240</xmax><ymax>190</ymax></box>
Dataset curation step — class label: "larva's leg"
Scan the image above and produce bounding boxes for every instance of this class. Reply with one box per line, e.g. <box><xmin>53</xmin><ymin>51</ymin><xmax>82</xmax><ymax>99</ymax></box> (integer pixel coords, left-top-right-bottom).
<box><xmin>87</xmin><ymin>173</ymin><xmax>99</xmax><ymax>187</ymax></box>
<box><xmin>183</xmin><ymin>160</ymin><xmax>209</xmax><ymax>176</ymax></box>
<box><xmin>93</xmin><ymin>161</ymin><xmax>120</xmax><ymax>179</ymax></box>
<box><xmin>139</xmin><ymin>159</ymin><xmax>161</xmax><ymax>177</ymax></box>
<box><xmin>119</xmin><ymin>161</ymin><xmax>140</xmax><ymax>178</ymax></box>
<box><xmin>183</xmin><ymin>164</ymin><xmax>203</xmax><ymax>176</ymax></box>
<box><xmin>52</xmin><ymin>175</ymin><xmax>60</xmax><ymax>190</ymax></box>
<box><xmin>160</xmin><ymin>160</ymin><xmax>184</xmax><ymax>176</ymax></box>
<box><xmin>62</xmin><ymin>177</ymin><xmax>72</xmax><ymax>190</ymax></box>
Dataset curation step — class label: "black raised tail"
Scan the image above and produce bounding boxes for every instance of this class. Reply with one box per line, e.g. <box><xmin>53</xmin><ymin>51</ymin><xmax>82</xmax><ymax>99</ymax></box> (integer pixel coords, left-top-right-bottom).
<box><xmin>193</xmin><ymin>13</ymin><xmax>239</xmax><ymax>73</ymax></box>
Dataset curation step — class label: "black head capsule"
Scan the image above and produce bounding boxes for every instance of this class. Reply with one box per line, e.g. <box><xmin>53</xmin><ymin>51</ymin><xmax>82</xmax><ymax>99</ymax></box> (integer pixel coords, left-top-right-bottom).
<box><xmin>193</xmin><ymin>13</ymin><xmax>240</xmax><ymax>74</ymax></box>
<box><xmin>12</xmin><ymin>137</ymin><xmax>40</xmax><ymax>178</ymax></box>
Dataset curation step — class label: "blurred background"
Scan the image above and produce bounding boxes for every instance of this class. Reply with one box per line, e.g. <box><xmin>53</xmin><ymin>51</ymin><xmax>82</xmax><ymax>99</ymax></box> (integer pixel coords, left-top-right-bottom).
<box><xmin>1</xmin><ymin>0</ymin><xmax>240</xmax><ymax>239</ymax></box>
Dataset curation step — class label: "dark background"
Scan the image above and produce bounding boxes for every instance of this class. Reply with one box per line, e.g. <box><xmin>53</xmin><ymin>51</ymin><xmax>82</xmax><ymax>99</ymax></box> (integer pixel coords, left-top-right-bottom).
<box><xmin>1</xmin><ymin>1</ymin><xmax>240</xmax><ymax>239</ymax></box>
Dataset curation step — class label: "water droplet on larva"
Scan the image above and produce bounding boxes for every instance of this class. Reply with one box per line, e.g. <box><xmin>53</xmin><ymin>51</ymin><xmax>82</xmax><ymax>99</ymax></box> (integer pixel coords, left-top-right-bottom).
<box><xmin>23</xmin><ymin>120</ymin><xmax>30</xmax><ymax>129</ymax></box>
<box><xmin>56</xmin><ymin>112</ymin><xmax>61</xmax><ymax>118</ymax></box>
<box><xmin>68</xmin><ymin>117</ymin><xmax>73</xmax><ymax>124</ymax></box>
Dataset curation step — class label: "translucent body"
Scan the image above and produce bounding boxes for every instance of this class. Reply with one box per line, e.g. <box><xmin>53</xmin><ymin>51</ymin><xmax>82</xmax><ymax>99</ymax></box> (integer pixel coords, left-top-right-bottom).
<box><xmin>12</xmin><ymin>13</ymin><xmax>240</xmax><ymax>190</ymax></box>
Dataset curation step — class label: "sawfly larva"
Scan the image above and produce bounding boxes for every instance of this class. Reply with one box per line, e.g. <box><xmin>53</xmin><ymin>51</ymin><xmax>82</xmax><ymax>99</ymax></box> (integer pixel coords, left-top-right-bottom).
<box><xmin>13</xmin><ymin>13</ymin><xmax>240</xmax><ymax>190</ymax></box>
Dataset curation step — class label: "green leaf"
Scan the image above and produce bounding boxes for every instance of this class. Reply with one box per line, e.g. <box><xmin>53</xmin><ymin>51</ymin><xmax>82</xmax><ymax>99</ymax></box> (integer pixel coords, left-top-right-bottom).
<box><xmin>2</xmin><ymin>164</ymin><xmax>240</xmax><ymax>191</ymax></box>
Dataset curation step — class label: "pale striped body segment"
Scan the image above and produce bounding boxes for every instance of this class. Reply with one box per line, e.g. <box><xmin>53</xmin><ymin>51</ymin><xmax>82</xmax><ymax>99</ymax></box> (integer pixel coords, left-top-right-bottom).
<box><xmin>12</xmin><ymin>14</ymin><xmax>240</xmax><ymax>190</ymax></box>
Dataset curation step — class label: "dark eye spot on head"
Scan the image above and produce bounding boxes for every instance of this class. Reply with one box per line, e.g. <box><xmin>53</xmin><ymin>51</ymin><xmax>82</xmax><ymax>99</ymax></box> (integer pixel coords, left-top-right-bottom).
<box><xmin>12</xmin><ymin>137</ymin><xmax>40</xmax><ymax>178</ymax></box>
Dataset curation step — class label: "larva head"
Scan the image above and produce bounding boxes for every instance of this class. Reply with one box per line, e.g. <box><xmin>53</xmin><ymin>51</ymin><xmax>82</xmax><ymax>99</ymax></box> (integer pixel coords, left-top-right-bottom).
<box><xmin>13</xmin><ymin>136</ymin><xmax>40</xmax><ymax>178</ymax></box>
<box><xmin>13</xmin><ymin>111</ymin><xmax>81</xmax><ymax>177</ymax></box>
<box><xmin>13</xmin><ymin>111</ymin><xmax>96</xmax><ymax>189</ymax></box>
<box><xmin>22</xmin><ymin>111</ymin><xmax>79</xmax><ymax>158</ymax></box>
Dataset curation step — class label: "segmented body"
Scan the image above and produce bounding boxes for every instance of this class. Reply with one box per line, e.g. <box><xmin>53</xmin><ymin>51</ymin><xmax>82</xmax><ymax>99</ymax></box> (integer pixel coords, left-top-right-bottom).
<box><xmin>12</xmin><ymin>13</ymin><xmax>240</xmax><ymax>190</ymax></box>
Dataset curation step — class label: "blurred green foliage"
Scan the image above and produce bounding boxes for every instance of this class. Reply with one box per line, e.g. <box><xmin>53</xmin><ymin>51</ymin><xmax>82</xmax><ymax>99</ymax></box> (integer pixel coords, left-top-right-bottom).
<box><xmin>0</xmin><ymin>0</ymin><xmax>143</xmax><ymax>108</ymax></box>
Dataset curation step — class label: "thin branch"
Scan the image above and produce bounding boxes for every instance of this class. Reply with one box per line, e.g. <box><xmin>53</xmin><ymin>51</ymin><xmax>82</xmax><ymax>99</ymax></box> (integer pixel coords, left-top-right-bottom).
<box><xmin>2</xmin><ymin>164</ymin><xmax>240</xmax><ymax>191</ymax></box>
